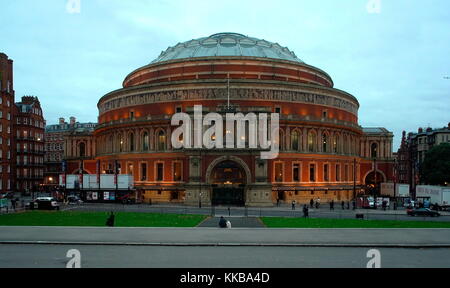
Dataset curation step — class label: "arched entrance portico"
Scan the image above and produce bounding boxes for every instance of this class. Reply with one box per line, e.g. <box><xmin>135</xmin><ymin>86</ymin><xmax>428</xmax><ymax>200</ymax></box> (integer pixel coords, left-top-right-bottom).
<box><xmin>207</xmin><ymin>158</ymin><xmax>250</xmax><ymax>206</ymax></box>
<box><xmin>364</xmin><ymin>170</ymin><xmax>386</xmax><ymax>186</ymax></box>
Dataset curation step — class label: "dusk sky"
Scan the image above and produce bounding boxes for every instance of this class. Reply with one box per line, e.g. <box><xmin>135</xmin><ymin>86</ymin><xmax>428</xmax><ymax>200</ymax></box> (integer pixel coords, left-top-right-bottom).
<box><xmin>1</xmin><ymin>0</ymin><xmax>449</xmax><ymax>149</ymax></box>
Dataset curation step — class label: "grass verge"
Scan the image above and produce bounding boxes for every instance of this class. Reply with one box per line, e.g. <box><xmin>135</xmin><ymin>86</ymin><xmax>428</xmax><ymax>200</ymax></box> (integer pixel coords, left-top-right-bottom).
<box><xmin>260</xmin><ymin>217</ymin><xmax>450</xmax><ymax>228</ymax></box>
<box><xmin>0</xmin><ymin>211</ymin><xmax>207</xmax><ymax>228</ymax></box>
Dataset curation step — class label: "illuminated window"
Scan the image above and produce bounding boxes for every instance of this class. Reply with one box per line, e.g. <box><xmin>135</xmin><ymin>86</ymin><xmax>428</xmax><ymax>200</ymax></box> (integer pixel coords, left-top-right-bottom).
<box><xmin>118</xmin><ymin>134</ymin><xmax>123</xmax><ymax>152</ymax></box>
<box><xmin>322</xmin><ymin>133</ymin><xmax>328</xmax><ymax>152</ymax></box>
<box><xmin>158</xmin><ymin>130</ymin><xmax>166</xmax><ymax>151</ymax></box>
<box><xmin>142</xmin><ymin>132</ymin><xmax>149</xmax><ymax>151</ymax></box>
<box><xmin>308</xmin><ymin>131</ymin><xmax>316</xmax><ymax>152</ymax></box>
<box><xmin>275</xmin><ymin>163</ymin><xmax>283</xmax><ymax>182</ymax></box>
<box><xmin>173</xmin><ymin>162</ymin><xmax>182</xmax><ymax>182</ymax></box>
<box><xmin>333</xmin><ymin>135</ymin><xmax>339</xmax><ymax>153</ymax></box>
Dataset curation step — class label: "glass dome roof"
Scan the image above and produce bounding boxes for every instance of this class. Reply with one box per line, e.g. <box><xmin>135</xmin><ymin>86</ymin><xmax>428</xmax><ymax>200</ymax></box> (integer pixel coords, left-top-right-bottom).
<box><xmin>151</xmin><ymin>33</ymin><xmax>304</xmax><ymax>64</ymax></box>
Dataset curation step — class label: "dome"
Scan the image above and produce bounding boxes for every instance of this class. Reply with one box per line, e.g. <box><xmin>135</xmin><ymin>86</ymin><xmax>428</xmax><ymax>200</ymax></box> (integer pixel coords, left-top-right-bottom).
<box><xmin>151</xmin><ymin>32</ymin><xmax>304</xmax><ymax>64</ymax></box>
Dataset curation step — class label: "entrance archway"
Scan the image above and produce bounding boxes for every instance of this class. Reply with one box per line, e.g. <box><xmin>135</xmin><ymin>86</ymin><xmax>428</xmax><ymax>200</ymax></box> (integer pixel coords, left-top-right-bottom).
<box><xmin>209</xmin><ymin>160</ymin><xmax>248</xmax><ymax>206</ymax></box>
<box><xmin>364</xmin><ymin>171</ymin><xmax>385</xmax><ymax>185</ymax></box>
<box><xmin>364</xmin><ymin>170</ymin><xmax>386</xmax><ymax>196</ymax></box>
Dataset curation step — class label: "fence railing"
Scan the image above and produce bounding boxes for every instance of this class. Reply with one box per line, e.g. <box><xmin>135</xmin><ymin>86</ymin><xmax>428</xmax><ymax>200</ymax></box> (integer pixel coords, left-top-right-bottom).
<box><xmin>52</xmin><ymin>203</ymin><xmax>450</xmax><ymax>222</ymax></box>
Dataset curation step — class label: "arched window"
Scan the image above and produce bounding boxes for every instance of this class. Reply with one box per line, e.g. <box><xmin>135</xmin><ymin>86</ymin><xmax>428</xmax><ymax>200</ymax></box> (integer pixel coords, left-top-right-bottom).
<box><xmin>371</xmin><ymin>143</ymin><xmax>378</xmax><ymax>158</ymax></box>
<box><xmin>129</xmin><ymin>133</ymin><xmax>135</xmax><ymax>152</ymax></box>
<box><xmin>343</xmin><ymin>136</ymin><xmax>349</xmax><ymax>154</ymax></box>
<box><xmin>157</xmin><ymin>130</ymin><xmax>166</xmax><ymax>151</ymax></box>
<box><xmin>333</xmin><ymin>135</ymin><xmax>339</xmax><ymax>153</ymax></box>
<box><xmin>118</xmin><ymin>134</ymin><xmax>123</xmax><ymax>152</ymax></box>
<box><xmin>142</xmin><ymin>132</ymin><xmax>149</xmax><ymax>151</ymax></box>
<box><xmin>109</xmin><ymin>135</ymin><xmax>113</xmax><ymax>153</ymax></box>
<box><xmin>322</xmin><ymin>133</ymin><xmax>328</xmax><ymax>153</ymax></box>
<box><xmin>308</xmin><ymin>131</ymin><xmax>316</xmax><ymax>152</ymax></box>
<box><xmin>79</xmin><ymin>142</ymin><xmax>86</xmax><ymax>157</ymax></box>
<box><xmin>291</xmin><ymin>130</ymin><xmax>300</xmax><ymax>151</ymax></box>
<box><xmin>279</xmin><ymin>130</ymin><xmax>285</xmax><ymax>151</ymax></box>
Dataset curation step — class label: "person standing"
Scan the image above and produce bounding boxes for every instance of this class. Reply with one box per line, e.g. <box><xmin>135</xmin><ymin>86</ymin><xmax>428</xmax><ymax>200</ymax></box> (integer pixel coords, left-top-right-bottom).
<box><xmin>310</xmin><ymin>199</ymin><xmax>314</xmax><ymax>208</ymax></box>
<box><xmin>341</xmin><ymin>201</ymin><xmax>345</xmax><ymax>210</ymax></box>
<box><xmin>11</xmin><ymin>198</ymin><xmax>16</xmax><ymax>211</ymax></box>
<box><xmin>292</xmin><ymin>200</ymin><xmax>296</xmax><ymax>210</ymax></box>
<box><xmin>106</xmin><ymin>212</ymin><xmax>115</xmax><ymax>227</ymax></box>
<box><xmin>330</xmin><ymin>200</ymin><xmax>334</xmax><ymax>210</ymax></box>
<box><xmin>219</xmin><ymin>216</ymin><xmax>227</xmax><ymax>228</ymax></box>
<box><xmin>303</xmin><ymin>205</ymin><xmax>309</xmax><ymax>218</ymax></box>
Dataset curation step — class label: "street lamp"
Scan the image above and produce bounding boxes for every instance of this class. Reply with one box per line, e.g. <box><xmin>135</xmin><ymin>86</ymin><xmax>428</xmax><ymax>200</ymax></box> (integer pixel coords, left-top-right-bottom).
<box><xmin>373</xmin><ymin>157</ymin><xmax>378</xmax><ymax>209</ymax></box>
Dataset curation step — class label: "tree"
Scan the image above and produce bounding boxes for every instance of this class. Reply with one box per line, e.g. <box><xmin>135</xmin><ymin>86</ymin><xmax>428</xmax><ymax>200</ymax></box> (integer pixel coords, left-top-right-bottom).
<box><xmin>420</xmin><ymin>143</ymin><xmax>450</xmax><ymax>186</ymax></box>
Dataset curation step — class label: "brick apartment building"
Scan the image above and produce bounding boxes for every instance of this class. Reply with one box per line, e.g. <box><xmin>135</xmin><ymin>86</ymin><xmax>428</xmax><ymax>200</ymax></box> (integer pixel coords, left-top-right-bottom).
<box><xmin>0</xmin><ymin>53</ymin><xmax>15</xmax><ymax>194</ymax></box>
<box><xmin>14</xmin><ymin>96</ymin><xmax>45</xmax><ymax>193</ymax></box>
<box><xmin>397</xmin><ymin>123</ymin><xmax>450</xmax><ymax>194</ymax></box>
<box><xmin>44</xmin><ymin>117</ymin><xmax>96</xmax><ymax>187</ymax></box>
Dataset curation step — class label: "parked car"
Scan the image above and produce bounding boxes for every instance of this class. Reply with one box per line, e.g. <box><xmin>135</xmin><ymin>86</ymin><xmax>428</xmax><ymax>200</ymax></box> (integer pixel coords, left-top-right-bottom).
<box><xmin>28</xmin><ymin>197</ymin><xmax>60</xmax><ymax>211</ymax></box>
<box><xmin>67</xmin><ymin>196</ymin><xmax>83</xmax><ymax>205</ymax></box>
<box><xmin>406</xmin><ymin>208</ymin><xmax>440</xmax><ymax>217</ymax></box>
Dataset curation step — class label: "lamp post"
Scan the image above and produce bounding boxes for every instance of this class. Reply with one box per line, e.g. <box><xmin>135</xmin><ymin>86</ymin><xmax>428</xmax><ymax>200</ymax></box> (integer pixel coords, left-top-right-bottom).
<box><xmin>373</xmin><ymin>157</ymin><xmax>377</xmax><ymax>209</ymax></box>
<box><xmin>353</xmin><ymin>158</ymin><xmax>357</xmax><ymax>200</ymax></box>
<box><xmin>393</xmin><ymin>158</ymin><xmax>397</xmax><ymax>208</ymax></box>
<box><xmin>199</xmin><ymin>149</ymin><xmax>202</xmax><ymax>209</ymax></box>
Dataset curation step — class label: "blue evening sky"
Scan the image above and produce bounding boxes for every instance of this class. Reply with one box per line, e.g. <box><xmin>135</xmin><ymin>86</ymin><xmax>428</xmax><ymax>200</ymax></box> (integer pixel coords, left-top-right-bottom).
<box><xmin>1</xmin><ymin>0</ymin><xmax>449</xmax><ymax>149</ymax></box>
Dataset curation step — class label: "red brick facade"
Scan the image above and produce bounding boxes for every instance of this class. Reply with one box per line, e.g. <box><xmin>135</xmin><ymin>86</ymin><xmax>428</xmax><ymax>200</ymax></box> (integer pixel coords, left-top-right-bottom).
<box><xmin>67</xmin><ymin>34</ymin><xmax>395</xmax><ymax>206</ymax></box>
<box><xmin>0</xmin><ymin>53</ymin><xmax>15</xmax><ymax>193</ymax></box>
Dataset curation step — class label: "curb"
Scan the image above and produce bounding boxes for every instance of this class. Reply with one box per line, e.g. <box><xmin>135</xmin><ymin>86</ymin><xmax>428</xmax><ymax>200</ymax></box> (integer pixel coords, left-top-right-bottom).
<box><xmin>1</xmin><ymin>241</ymin><xmax>450</xmax><ymax>248</ymax></box>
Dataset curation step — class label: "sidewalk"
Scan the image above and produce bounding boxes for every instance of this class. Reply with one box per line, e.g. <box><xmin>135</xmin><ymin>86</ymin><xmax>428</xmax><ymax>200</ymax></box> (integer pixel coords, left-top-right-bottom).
<box><xmin>1</xmin><ymin>226</ymin><xmax>450</xmax><ymax>248</ymax></box>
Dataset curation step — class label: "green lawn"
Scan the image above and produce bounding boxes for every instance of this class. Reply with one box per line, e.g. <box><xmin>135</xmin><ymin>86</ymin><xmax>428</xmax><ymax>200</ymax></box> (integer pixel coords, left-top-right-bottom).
<box><xmin>261</xmin><ymin>217</ymin><xmax>450</xmax><ymax>228</ymax></box>
<box><xmin>0</xmin><ymin>211</ymin><xmax>207</xmax><ymax>228</ymax></box>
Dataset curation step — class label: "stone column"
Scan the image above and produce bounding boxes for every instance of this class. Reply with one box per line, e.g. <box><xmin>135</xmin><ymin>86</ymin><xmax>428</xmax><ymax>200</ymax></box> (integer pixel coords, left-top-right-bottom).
<box><xmin>184</xmin><ymin>155</ymin><xmax>210</xmax><ymax>206</ymax></box>
<box><xmin>167</xmin><ymin>126</ymin><xmax>172</xmax><ymax>150</ymax></box>
<box><xmin>247</xmin><ymin>156</ymin><xmax>272</xmax><ymax>207</ymax></box>
<box><xmin>286</xmin><ymin>126</ymin><xmax>291</xmax><ymax>150</ymax></box>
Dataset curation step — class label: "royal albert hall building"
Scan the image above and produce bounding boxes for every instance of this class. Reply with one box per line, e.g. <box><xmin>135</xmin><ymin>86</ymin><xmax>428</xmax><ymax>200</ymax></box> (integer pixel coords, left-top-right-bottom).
<box><xmin>83</xmin><ymin>33</ymin><xmax>394</xmax><ymax>206</ymax></box>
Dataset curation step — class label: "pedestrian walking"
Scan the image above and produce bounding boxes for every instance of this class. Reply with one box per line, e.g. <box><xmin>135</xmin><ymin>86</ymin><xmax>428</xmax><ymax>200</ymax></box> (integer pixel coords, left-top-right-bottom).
<box><xmin>11</xmin><ymin>198</ymin><xmax>16</xmax><ymax>211</ymax></box>
<box><xmin>341</xmin><ymin>201</ymin><xmax>345</xmax><ymax>210</ymax></box>
<box><xmin>330</xmin><ymin>200</ymin><xmax>334</xmax><ymax>210</ymax></box>
<box><xmin>315</xmin><ymin>201</ymin><xmax>319</xmax><ymax>209</ymax></box>
<box><xmin>292</xmin><ymin>200</ymin><xmax>296</xmax><ymax>210</ymax></box>
<box><xmin>303</xmin><ymin>205</ymin><xmax>309</xmax><ymax>218</ymax></box>
<box><xmin>106</xmin><ymin>211</ymin><xmax>115</xmax><ymax>227</ymax></box>
<box><xmin>277</xmin><ymin>198</ymin><xmax>280</xmax><ymax>207</ymax></box>
<box><xmin>219</xmin><ymin>216</ymin><xmax>227</xmax><ymax>228</ymax></box>
<box><xmin>352</xmin><ymin>200</ymin><xmax>356</xmax><ymax>210</ymax></box>
<box><xmin>346</xmin><ymin>202</ymin><xmax>350</xmax><ymax>210</ymax></box>
<box><xmin>310</xmin><ymin>199</ymin><xmax>314</xmax><ymax>208</ymax></box>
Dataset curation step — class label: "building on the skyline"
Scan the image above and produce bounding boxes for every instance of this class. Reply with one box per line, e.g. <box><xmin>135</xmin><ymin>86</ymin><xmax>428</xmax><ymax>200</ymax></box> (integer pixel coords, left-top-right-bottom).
<box><xmin>64</xmin><ymin>32</ymin><xmax>395</xmax><ymax>206</ymax></box>
<box><xmin>44</xmin><ymin>117</ymin><xmax>96</xmax><ymax>188</ymax></box>
<box><xmin>63</xmin><ymin>120</ymin><xmax>96</xmax><ymax>174</ymax></box>
<box><xmin>14</xmin><ymin>96</ymin><xmax>45</xmax><ymax>193</ymax></box>
<box><xmin>397</xmin><ymin>123</ymin><xmax>450</xmax><ymax>195</ymax></box>
<box><xmin>0</xmin><ymin>53</ymin><xmax>15</xmax><ymax>194</ymax></box>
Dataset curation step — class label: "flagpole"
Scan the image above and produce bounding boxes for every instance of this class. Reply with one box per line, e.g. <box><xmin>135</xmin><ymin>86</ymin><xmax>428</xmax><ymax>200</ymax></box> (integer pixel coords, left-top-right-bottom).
<box><xmin>227</xmin><ymin>76</ymin><xmax>230</xmax><ymax>109</ymax></box>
